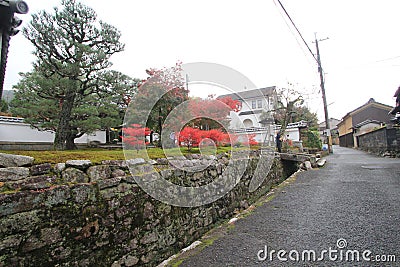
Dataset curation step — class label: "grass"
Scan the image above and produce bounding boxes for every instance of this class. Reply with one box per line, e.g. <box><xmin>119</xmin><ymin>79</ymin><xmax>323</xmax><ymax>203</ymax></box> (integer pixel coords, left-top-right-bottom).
<box><xmin>0</xmin><ymin>146</ymin><xmax>241</xmax><ymax>165</ymax></box>
<box><xmin>0</xmin><ymin>149</ymin><xmax>125</xmax><ymax>164</ymax></box>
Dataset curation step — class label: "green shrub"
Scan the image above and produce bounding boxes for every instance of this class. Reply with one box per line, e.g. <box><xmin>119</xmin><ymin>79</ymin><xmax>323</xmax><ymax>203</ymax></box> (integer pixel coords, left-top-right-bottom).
<box><xmin>302</xmin><ymin>130</ymin><xmax>322</xmax><ymax>150</ymax></box>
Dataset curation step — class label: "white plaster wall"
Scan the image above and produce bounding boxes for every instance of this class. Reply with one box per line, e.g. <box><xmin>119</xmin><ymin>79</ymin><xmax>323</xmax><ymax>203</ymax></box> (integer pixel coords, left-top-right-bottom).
<box><xmin>0</xmin><ymin>122</ymin><xmax>106</xmax><ymax>144</ymax></box>
<box><xmin>282</xmin><ymin>128</ymin><xmax>300</xmax><ymax>141</ymax></box>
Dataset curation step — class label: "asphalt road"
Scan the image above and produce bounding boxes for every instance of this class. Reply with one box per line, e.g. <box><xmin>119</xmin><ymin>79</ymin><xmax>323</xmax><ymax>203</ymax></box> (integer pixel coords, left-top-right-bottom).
<box><xmin>179</xmin><ymin>146</ymin><xmax>400</xmax><ymax>266</ymax></box>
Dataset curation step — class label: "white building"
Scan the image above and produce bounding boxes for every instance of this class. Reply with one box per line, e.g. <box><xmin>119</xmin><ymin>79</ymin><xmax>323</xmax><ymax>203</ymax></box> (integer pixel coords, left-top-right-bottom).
<box><xmin>217</xmin><ymin>87</ymin><xmax>277</xmax><ymax>144</ymax></box>
<box><xmin>0</xmin><ymin>116</ymin><xmax>106</xmax><ymax>150</ymax></box>
<box><xmin>217</xmin><ymin>87</ymin><xmax>309</xmax><ymax>147</ymax></box>
<box><xmin>217</xmin><ymin>87</ymin><xmax>276</xmax><ymax>129</ymax></box>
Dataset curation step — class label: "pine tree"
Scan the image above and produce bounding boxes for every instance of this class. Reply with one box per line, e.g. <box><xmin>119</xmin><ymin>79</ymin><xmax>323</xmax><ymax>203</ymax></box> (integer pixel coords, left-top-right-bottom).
<box><xmin>20</xmin><ymin>0</ymin><xmax>125</xmax><ymax>149</ymax></box>
<box><xmin>11</xmin><ymin>70</ymin><xmax>138</xmax><ymax>149</ymax></box>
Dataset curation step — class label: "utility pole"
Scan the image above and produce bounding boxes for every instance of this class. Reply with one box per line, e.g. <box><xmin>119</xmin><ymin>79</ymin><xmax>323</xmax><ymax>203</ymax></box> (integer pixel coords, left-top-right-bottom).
<box><xmin>185</xmin><ymin>74</ymin><xmax>189</xmax><ymax>91</ymax></box>
<box><xmin>314</xmin><ymin>33</ymin><xmax>333</xmax><ymax>153</ymax></box>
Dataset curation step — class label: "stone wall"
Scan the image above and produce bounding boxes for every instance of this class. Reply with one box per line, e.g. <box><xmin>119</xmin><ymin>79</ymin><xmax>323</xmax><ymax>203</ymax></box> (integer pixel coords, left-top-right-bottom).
<box><xmin>357</xmin><ymin>127</ymin><xmax>400</xmax><ymax>157</ymax></box>
<box><xmin>0</xmin><ymin>152</ymin><xmax>290</xmax><ymax>266</ymax></box>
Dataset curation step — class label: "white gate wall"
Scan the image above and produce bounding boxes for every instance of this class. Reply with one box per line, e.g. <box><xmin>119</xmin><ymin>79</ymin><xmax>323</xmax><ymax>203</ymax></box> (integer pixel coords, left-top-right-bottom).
<box><xmin>0</xmin><ymin>120</ymin><xmax>106</xmax><ymax>144</ymax></box>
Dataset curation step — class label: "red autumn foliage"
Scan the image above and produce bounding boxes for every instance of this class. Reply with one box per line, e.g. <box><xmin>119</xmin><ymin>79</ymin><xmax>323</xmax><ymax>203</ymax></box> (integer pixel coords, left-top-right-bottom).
<box><xmin>178</xmin><ymin>127</ymin><xmax>231</xmax><ymax>150</ymax></box>
<box><xmin>131</xmin><ymin>62</ymin><xmax>189</xmax><ymax>137</ymax></box>
<box><xmin>202</xmin><ymin>129</ymin><xmax>229</xmax><ymax>146</ymax></box>
<box><xmin>123</xmin><ymin>124</ymin><xmax>150</xmax><ymax>150</ymax></box>
<box><xmin>177</xmin><ymin>127</ymin><xmax>202</xmax><ymax>151</ymax></box>
<box><xmin>243</xmin><ymin>134</ymin><xmax>258</xmax><ymax>146</ymax></box>
<box><xmin>217</xmin><ymin>96</ymin><xmax>242</xmax><ymax>112</ymax></box>
<box><xmin>177</xmin><ymin>127</ymin><xmax>247</xmax><ymax>150</ymax></box>
<box><xmin>187</xmin><ymin>96</ymin><xmax>241</xmax><ymax>130</ymax></box>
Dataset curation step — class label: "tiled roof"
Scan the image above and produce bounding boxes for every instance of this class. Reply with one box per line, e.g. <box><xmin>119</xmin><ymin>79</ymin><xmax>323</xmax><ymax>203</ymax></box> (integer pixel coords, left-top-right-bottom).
<box><xmin>217</xmin><ymin>86</ymin><xmax>276</xmax><ymax>101</ymax></box>
<box><xmin>353</xmin><ymin>119</ymin><xmax>382</xmax><ymax>129</ymax></box>
<box><xmin>342</xmin><ymin>98</ymin><xmax>393</xmax><ymax>119</ymax></box>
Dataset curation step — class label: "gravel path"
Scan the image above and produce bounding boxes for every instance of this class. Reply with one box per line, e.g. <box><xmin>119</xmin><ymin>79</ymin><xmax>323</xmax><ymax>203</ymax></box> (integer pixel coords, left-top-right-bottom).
<box><xmin>179</xmin><ymin>146</ymin><xmax>400</xmax><ymax>266</ymax></box>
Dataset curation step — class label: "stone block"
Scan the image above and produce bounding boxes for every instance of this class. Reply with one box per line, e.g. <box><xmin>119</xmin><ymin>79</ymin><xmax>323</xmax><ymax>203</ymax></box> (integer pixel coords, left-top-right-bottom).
<box><xmin>97</xmin><ymin>177</ymin><xmax>122</xmax><ymax>190</ymax></box>
<box><xmin>0</xmin><ymin>234</ymin><xmax>22</xmax><ymax>251</ymax></box>
<box><xmin>54</xmin><ymin>163</ymin><xmax>66</xmax><ymax>173</ymax></box>
<box><xmin>71</xmin><ymin>184</ymin><xmax>96</xmax><ymax>204</ymax></box>
<box><xmin>40</xmin><ymin>227</ymin><xmax>62</xmax><ymax>245</ymax></box>
<box><xmin>0</xmin><ymin>210</ymin><xmax>41</xmax><ymax>234</ymax></box>
<box><xmin>29</xmin><ymin>163</ymin><xmax>52</xmax><ymax>176</ymax></box>
<box><xmin>156</xmin><ymin>158</ymin><xmax>169</xmax><ymax>165</ymax></box>
<box><xmin>124</xmin><ymin>255</ymin><xmax>139</xmax><ymax>266</ymax></box>
<box><xmin>111</xmin><ymin>169</ymin><xmax>126</xmax><ymax>178</ymax></box>
<box><xmin>126</xmin><ymin>158</ymin><xmax>146</xmax><ymax>166</ymax></box>
<box><xmin>0</xmin><ymin>153</ymin><xmax>34</xmax><ymax>167</ymax></box>
<box><xmin>62</xmin><ymin>168</ymin><xmax>89</xmax><ymax>183</ymax></box>
<box><xmin>44</xmin><ymin>186</ymin><xmax>71</xmax><ymax>207</ymax></box>
<box><xmin>147</xmin><ymin>160</ymin><xmax>157</xmax><ymax>165</ymax></box>
<box><xmin>22</xmin><ymin>235</ymin><xmax>46</xmax><ymax>253</ymax></box>
<box><xmin>302</xmin><ymin>161</ymin><xmax>312</xmax><ymax>170</ymax></box>
<box><xmin>140</xmin><ymin>231</ymin><xmax>157</xmax><ymax>245</ymax></box>
<box><xmin>8</xmin><ymin>175</ymin><xmax>57</xmax><ymax>191</ymax></box>
<box><xmin>0</xmin><ymin>191</ymin><xmax>45</xmax><ymax>216</ymax></box>
<box><xmin>168</xmin><ymin>160</ymin><xmax>184</xmax><ymax>169</ymax></box>
<box><xmin>143</xmin><ymin>202</ymin><xmax>154</xmax><ymax>219</ymax></box>
<box><xmin>65</xmin><ymin>160</ymin><xmax>92</xmax><ymax>170</ymax></box>
<box><xmin>0</xmin><ymin>167</ymin><xmax>30</xmax><ymax>182</ymax></box>
<box><xmin>101</xmin><ymin>160</ymin><xmax>128</xmax><ymax>168</ymax></box>
<box><xmin>87</xmin><ymin>165</ymin><xmax>112</xmax><ymax>182</ymax></box>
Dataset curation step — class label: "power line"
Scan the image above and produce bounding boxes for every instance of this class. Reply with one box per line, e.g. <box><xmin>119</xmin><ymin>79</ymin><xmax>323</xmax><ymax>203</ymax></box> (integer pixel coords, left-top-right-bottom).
<box><xmin>274</xmin><ymin>0</ymin><xmax>333</xmax><ymax>152</ymax></box>
<box><xmin>374</xmin><ymin>55</ymin><xmax>400</xmax><ymax>63</ymax></box>
<box><xmin>274</xmin><ymin>0</ymin><xmax>318</xmax><ymax>64</ymax></box>
<box><xmin>273</xmin><ymin>0</ymin><xmax>311</xmax><ymax>65</ymax></box>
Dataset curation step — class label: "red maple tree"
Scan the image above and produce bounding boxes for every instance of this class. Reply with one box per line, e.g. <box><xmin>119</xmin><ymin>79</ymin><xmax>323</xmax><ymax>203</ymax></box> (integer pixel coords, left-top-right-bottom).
<box><xmin>188</xmin><ymin>95</ymin><xmax>241</xmax><ymax>130</ymax></box>
<box><xmin>202</xmin><ymin>129</ymin><xmax>230</xmax><ymax>146</ymax></box>
<box><xmin>217</xmin><ymin>96</ymin><xmax>242</xmax><ymax>112</ymax></box>
<box><xmin>177</xmin><ymin>127</ymin><xmax>235</xmax><ymax>151</ymax></box>
<box><xmin>177</xmin><ymin>127</ymin><xmax>202</xmax><ymax>151</ymax></box>
<box><xmin>243</xmin><ymin>133</ymin><xmax>258</xmax><ymax>146</ymax></box>
<box><xmin>127</xmin><ymin>62</ymin><xmax>189</xmax><ymax>143</ymax></box>
<box><xmin>123</xmin><ymin>124</ymin><xmax>150</xmax><ymax>151</ymax></box>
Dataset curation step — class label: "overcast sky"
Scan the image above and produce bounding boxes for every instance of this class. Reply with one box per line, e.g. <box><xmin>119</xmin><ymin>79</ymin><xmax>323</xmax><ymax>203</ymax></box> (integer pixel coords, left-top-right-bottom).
<box><xmin>4</xmin><ymin>0</ymin><xmax>400</xmax><ymax>121</ymax></box>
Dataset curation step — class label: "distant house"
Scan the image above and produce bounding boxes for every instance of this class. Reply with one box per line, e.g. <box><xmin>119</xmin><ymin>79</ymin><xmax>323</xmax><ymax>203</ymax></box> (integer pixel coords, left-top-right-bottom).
<box><xmin>337</xmin><ymin>98</ymin><xmax>393</xmax><ymax>147</ymax></box>
<box><xmin>217</xmin><ymin>86</ymin><xmax>277</xmax><ymax>128</ymax></box>
<box><xmin>318</xmin><ymin>118</ymin><xmax>341</xmax><ymax>145</ymax></box>
<box><xmin>217</xmin><ymin>87</ymin><xmax>277</xmax><ymax>144</ymax></box>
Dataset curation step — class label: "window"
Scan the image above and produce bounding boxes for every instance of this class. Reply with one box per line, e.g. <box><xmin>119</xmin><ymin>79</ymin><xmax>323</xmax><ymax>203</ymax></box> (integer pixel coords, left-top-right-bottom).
<box><xmin>257</xmin><ymin>99</ymin><xmax>262</xmax><ymax>108</ymax></box>
<box><xmin>243</xmin><ymin>119</ymin><xmax>253</xmax><ymax>128</ymax></box>
<box><xmin>252</xmin><ymin>100</ymin><xmax>256</xmax><ymax>109</ymax></box>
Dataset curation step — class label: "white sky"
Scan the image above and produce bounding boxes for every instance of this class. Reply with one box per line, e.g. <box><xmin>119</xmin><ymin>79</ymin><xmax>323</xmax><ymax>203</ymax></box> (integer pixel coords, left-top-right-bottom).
<box><xmin>4</xmin><ymin>0</ymin><xmax>400</xmax><ymax>122</ymax></box>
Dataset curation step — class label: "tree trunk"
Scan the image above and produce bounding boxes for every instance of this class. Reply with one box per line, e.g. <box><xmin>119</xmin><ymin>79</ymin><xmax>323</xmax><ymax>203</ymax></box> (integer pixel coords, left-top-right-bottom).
<box><xmin>54</xmin><ymin>92</ymin><xmax>75</xmax><ymax>150</ymax></box>
<box><xmin>158</xmin><ymin>107</ymin><xmax>163</xmax><ymax>146</ymax></box>
<box><xmin>66</xmin><ymin>130</ymin><xmax>77</xmax><ymax>150</ymax></box>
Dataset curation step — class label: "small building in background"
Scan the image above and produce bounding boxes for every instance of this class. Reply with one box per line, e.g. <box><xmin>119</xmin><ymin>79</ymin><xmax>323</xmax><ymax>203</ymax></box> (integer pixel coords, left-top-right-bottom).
<box><xmin>318</xmin><ymin>118</ymin><xmax>341</xmax><ymax>145</ymax></box>
<box><xmin>337</xmin><ymin>98</ymin><xmax>393</xmax><ymax>148</ymax></box>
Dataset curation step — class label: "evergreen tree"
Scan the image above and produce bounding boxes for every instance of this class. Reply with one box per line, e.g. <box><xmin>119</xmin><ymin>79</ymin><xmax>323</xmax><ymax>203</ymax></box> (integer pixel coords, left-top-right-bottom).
<box><xmin>21</xmin><ymin>0</ymin><xmax>125</xmax><ymax>149</ymax></box>
<box><xmin>11</xmin><ymin>70</ymin><xmax>138</xmax><ymax>149</ymax></box>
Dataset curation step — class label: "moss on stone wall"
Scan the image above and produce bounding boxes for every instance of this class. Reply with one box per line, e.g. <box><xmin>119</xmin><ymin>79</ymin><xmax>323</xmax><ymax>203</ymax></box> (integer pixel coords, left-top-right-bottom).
<box><xmin>0</xmin><ymin>151</ymin><xmax>289</xmax><ymax>266</ymax></box>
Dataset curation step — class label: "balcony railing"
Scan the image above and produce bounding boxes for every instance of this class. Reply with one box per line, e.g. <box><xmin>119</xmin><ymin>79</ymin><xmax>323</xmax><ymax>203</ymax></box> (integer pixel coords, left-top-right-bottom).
<box><xmin>231</xmin><ymin>120</ymin><xmax>308</xmax><ymax>134</ymax></box>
